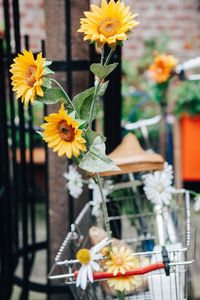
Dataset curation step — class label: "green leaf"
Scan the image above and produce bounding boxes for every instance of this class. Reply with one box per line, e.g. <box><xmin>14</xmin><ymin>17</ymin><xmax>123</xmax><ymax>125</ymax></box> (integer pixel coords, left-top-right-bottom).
<box><xmin>44</xmin><ymin>67</ymin><xmax>55</xmax><ymax>76</ymax></box>
<box><xmin>117</xmin><ymin>40</ymin><xmax>123</xmax><ymax>47</ymax></box>
<box><xmin>43</xmin><ymin>60</ymin><xmax>52</xmax><ymax>67</ymax></box>
<box><xmin>42</xmin><ymin>77</ymin><xmax>52</xmax><ymax>89</ymax></box>
<box><xmin>35</xmin><ymin>87</ymin><xmax>67</xmax><ymax>105</ymax></box>
<box><xmin>84</xmin><ymin>128</ymin><xmax>106</xmax><ymax>148</ymax></box>
<box><xmin>78</xmin><ymin>120</ymin><xmax>87</xmax><ymax>129</ymax></box>
<box><xmin>79</xmin><ymin>136</ymin><xmax>120</xmax><ymax>173</ymax></box>
<box><xmin>90</xmin><ymin>63</ymin><xmax>118</xmax><ymax>80</ymax></box>
<box><xmin>98</xmin><ymin>80</ymin><xmax>109</xmax><ymax>96</ymax></box>
<box><xmin>68</xmin><ymin>111</ymin><xmax>87</xmax><ymax>129</ymax></box>
<box><xmin>149</xmin><ymin>82</ymin><xmax>169</xmax><ymax>103</ymax></box>
<box><xmin>72</xmin><ymin>81</ymin><xmax>109</xmax><ymax>121</ymax></box>
<box><xmin>68</xmin><ymin>110</ymin><xmax>76</xmax><ymax>119</ymax></box>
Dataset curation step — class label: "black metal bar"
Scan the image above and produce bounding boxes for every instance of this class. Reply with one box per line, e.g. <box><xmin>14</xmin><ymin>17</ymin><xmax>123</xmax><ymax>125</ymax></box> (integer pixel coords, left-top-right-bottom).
<box><xmin>65</xmin><ymin>0</ymin><xmax>74</xmax><ymax>228</ymax></box>
<box><xmin>12</xmin><ymin>1</ymin><xmax>30</xmax><ymax>299</ymax></box>
<box><xmin>3</xmin><ymin>0</ymin><xmax>20</xmax><ymax>255</ymax></box>
<box><xmin>104</xmin><ymin>45</ymin><xmax>122</xmax><ymax>153</ymax></box>
<box><xmin>16</xmin><ymin>241</ymin><xmax>48</xmax><ymax>256</ymax></box>
<box><xmin>42</xmin><ymin>38</ymin><xmax>51</xmax><ymax>300</ymax></box>
<box><xmin>3</xmin><ymin>55</ymin><xmax>92</xmax><ymax>72</ymax></box>
<box><xmin>0</xmin><ymin>37</ymin><xmax>13</xmax><ymax>300</ymax></box>
<box><xmin>13</xmin><ymin>276</ymin><xmax>71</xmax><ymax>294</ymax></box>
<box><xmin>3</xmin><ymin>0</ymin><xmax>11</xmax><ymax>55</ymax></box>
<box><xmin>25</xmin><ymin>34</ymin><xmax>36</xmax><ymax>252</ymax></box>
<box><xmin>65</xmin><ymin>0</ymin><xmax>72</xmax><ymax>98</ymax></box>
<box><xmin>51</xmin><ymin>59</ymin><xmax>91</xmax><ymax>72</ymax></box>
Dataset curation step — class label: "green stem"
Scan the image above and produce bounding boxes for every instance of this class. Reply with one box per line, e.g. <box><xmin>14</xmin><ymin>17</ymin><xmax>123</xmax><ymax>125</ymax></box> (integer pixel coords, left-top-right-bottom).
<box><xmin>188</xmin><ymin>190</ymin><xmax>199</xmax><ymax>197</ymax></box>
<box><xmin>88</xmin><ymin>47</ymin><xmax>114</xmax><ymax>129</ymax></box>
<box><xmin>101</xmin><ymin>46</ymin><xmax>105</xmax><ymax>65</ymax></box>
<box><xmin>116</xmin><ymin>291</ymin><xmax>126</xmax><ymax>300</ymax></box>
<box><xmin>96</xmin><ymin>173</ymin><xmax>112</xmax><ymax>242</ymax></box>
<box><xmin>88</xmin><ymin>47</ymin><xmax>115</xmax><ymax>246</ymax></box>
<box><xmin>88</xmin><ymin>79</ymin><xmax>101</xmax><ymax>129</ymax></box>
<box><xmin>105</xmin><ymin>49</ymin><xmax>114</xmax><ymax>66</ymax></box>
<box><xmin>51</xmin><ymin>78</ymin><xmax>80</xmax><ymax>119</ymax></box>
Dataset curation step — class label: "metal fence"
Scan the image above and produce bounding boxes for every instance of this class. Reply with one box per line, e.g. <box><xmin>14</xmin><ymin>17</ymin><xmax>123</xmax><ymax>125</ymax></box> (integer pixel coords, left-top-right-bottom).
<box><xmin>0</xmin><ymin>0</ymin><xmax>122</xmax><ymax>299</ymax></box>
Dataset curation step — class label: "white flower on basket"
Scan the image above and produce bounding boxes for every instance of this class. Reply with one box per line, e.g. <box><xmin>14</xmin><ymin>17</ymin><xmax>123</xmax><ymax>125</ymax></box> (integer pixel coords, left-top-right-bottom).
<box><xmin>63</xmin><ymin>165</ymin><xmax>83</xmax><ymax>199</ymax></box>
<box><xmin>162</xmin><ymin>161</ymin><xmax>173</xmax><ymax>180</ymax></box>
<box><xmin>142</xmin><ymin>162</ymin><xmax>175</xmax><ymax>206</ymax></box>
<box><xmin>89</xmin><ymin>179</ymin><xmax>114</xmax><ymax>216</ymax></box>
<box><xmin>194</xmin><ymin>195</ymin><xmax>200</xmax><ymax>212</ymax></box>
<box><xmin>76</xmin><ymin>237</ymin><xmax>111</xmax><ymax>290</ymax></box>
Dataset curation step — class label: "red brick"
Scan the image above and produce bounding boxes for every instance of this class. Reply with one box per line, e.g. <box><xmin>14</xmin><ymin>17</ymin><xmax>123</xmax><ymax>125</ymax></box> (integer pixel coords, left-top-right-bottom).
<box><xmin>39</xmin><ymin>23</ymin><xmax>45</xmax><ymax>30</ymax></box>
<box><xmin>20</xmin><ymin>12</ymin><xmax>26</xmax><ymax>18</ymax></box>
<box><xmin>172</xmin><ymin>33</ymin><xmax>187</xmax><ymax>40</ymax></box>
<box><xmin>25</xmin><ymin>2</ymin><xmax>34</xmax><ymax>8</ymax></box>
<box><xmin>168</xmin><ymin>4</ymin><xmax>178</xmax><ymax>10</ymax></box>
<box><xmin>174</xmin><ymin>14</ymin><xmax>194</xmax><ymax>21</ymax></box>
<box><xmin>30</xmin><ymin>43</ymin><xmax>38</xmax><ymax>49</ymax></box>
<box><xmin>39</xmin><ymin>1</ymin><xmax>44</xmax><ymax>9</ymax></box>
<box><xmin>182</xmin><ymin>3</ymin><xmax>194</xmax><ymax>10</ymax></box>
<box><xmin>130</xmin><ymin>44</ymin><xmax>138</xmax><ymax>50</ymax></box>
<box><xmin>169</xmin><ymin>24</ymin><xmax>178</xmax><ymax>30</ymax></box>
<box><xmin>157</xmin><ymin>25</ymin><xmax>166</xmax><ymax>31</ymax></box>
<box><xmin>26</xmin><ymin>23</ymin><xmax>34</xmax><ymax>29</ymax></box>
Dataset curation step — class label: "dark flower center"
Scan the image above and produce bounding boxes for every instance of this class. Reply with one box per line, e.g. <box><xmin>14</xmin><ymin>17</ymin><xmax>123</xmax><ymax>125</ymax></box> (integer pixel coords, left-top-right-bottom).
<box><xmin>57</xmin><ymin>120</ymin><xmax>75</xmax><ymax>142</ymax></box>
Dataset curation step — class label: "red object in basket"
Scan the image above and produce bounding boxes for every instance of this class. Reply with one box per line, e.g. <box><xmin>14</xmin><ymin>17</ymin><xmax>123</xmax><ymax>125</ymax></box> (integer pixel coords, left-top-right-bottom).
<box><xmin>74</xmin><ymin>262</ymin><xmax>165</xmax><ymax>280</ymax></box>
<box><xmin>181</xmin><ymin>114</ymin><xmax>200</xmax><ymax>181</ymax></box>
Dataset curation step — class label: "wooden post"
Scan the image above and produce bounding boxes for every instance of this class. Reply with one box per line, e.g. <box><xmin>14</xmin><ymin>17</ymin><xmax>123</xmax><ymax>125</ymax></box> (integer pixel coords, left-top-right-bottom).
<box><xmin>44</xmin><ymin>1</ymin><xmax>89</xmax><ymax>298</ymax></box>
<box><xmin>172</xmin><ymin>118</ymin><xmax>183</xmax><ymax>189</ymax></box>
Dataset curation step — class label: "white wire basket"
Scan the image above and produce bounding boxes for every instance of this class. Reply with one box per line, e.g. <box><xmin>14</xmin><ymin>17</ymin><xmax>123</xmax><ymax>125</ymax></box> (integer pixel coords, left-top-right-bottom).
<box><xmin>49</xmin><ymin>190</ymin><xmax>196</xmax><ymax>300</ymax></box>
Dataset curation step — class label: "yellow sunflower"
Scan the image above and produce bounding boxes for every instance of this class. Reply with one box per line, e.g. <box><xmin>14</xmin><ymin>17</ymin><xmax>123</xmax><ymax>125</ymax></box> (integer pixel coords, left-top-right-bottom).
<box><xmin>78</xmin><ymin>0</ymin><xmax>139</xmax><ymax>49</ymax></box>
<box><xmin>149</xmin><ymin>53</ymin><xmax>178</xmax><ymax>83</ymax></box>
<box><xmin>41</xmin><ymin>104</ymin><xmax>86</xmax><ymax>158</ymax></box>
<box><xmin>105</xmin><ymin>247</ymin><xmax>141</xmax><ymax>292</ymax></box>
<box><xmin>10</xmin><ymin>49</ymin><xmax>46</xmax><ymax>106</ymax></box>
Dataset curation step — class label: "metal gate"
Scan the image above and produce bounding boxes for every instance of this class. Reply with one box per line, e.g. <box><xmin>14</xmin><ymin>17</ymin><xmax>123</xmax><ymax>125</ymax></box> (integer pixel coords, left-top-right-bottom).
<box><xmin>0</xmin><ymin>1</ymin><xmax>121</xmax><ymax>299</ymax></box>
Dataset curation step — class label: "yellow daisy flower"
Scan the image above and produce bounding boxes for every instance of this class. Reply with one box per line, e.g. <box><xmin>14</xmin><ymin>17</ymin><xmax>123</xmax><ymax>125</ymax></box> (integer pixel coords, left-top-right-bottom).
<box><xmin>78</xmin><ymin>0</ymin><xmax>139</xmax><ymax>49</ymax></box>
<box><xmin>41</xmin><ymin>104</ymin><xmax>86</xmax><ymax>158</ymax></box>
<box><xmin>10</xmin><ymin>49</ymin><xmax>46</xmax><ymax>106</ymax></box>
<box><xmin>149</xmin><ymin>53</ymin><xmax>178</xmax><ymax>83</ymax></box>
<box><xmin>105</xmin><ymin>247</ymin><xmax>141</xmax><ymax>292</ymax></box>
<box><xmin>107</xmin><ymin>274</ymin><xmax>141</xmax><ymax>292</ymax></box>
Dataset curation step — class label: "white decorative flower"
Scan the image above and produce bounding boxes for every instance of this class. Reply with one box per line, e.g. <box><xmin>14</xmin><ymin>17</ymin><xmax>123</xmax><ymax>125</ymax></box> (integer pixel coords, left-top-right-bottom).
<box><xmin>162</xmin><ymin>162</ymin><xmax>173</xmax><ymax>181</ymax></box>
<box><xmin>142</xmin><ymin>162</ymin><xmax>174</xmax><ymax>206</ymax></box>
<box><xmin>63</xmin><ymin>165</ymin><xmax>83</xmax><ymax>198</ymax></box>
<box><xmin>194</xmin><ymin>195</ymin><xmax>200</xmax><ymax>212</ymax></box>
<box><xmin>76</xmin><ymin>238</ymin><xmax>111</xmax><ymax>290</ymax></box>
<box><xmin>89</xmin><ymin>179</ymin><xmax>113</xmax><ymax>216</ymax></box>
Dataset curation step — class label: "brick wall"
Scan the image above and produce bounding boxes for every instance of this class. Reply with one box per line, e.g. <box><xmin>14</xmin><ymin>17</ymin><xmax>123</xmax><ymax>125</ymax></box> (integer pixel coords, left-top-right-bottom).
<box><xmin>0</xmin><ymin>0</ymin><xmax>200</xmax><ymax>60</ymax></box>
<box><xmin>124</xmin><ymin>0</ymin><xmax>200</xmax><ymax>61</ymax></box>
<box><xmin>0</xmin><ymin>0</ymin><xmax>45</xmax><ymax>51</ymax></box>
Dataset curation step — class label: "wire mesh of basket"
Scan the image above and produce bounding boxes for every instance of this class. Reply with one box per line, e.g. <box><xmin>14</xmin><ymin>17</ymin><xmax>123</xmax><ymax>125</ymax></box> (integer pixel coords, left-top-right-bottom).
<box><xmin>49</xmin><ymin>190</ymin><xmax>196</xmax><ymax>300</ymax></box>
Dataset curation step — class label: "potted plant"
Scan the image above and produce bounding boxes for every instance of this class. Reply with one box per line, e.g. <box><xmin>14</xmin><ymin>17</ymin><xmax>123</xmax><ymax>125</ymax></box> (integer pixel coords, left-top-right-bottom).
<box><xmin>173</xmin><ymin>80</ymin><xmax>200</xmax><ymax>181</ymax></box>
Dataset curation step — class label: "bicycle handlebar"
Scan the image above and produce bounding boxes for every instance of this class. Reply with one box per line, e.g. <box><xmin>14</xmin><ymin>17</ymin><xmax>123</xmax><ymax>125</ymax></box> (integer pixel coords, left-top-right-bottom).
<box><xmin>176</xmin><ymin>56</ymin><xmax>200</xmax><ymax>73</ymax></box>
<box><xmin>74</xmin><ymin>262</ymin><xmax>165</xmax><ymax>280</ymax></box>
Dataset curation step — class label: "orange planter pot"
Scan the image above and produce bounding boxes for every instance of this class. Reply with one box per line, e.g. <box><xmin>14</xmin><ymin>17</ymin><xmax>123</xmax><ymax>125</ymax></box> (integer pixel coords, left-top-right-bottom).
<box><xmin>181</xmin><ymin>114</ymin><xmax>200</xmax><ymax>181</ymax></box>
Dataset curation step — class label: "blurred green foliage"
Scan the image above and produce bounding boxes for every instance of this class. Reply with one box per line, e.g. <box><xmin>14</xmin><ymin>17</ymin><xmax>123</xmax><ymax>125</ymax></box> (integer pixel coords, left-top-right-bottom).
<box><xmin>172</xmin><ymin>80</ymin><xmax>200</xmax><ymax>117</ymax></box>
<box><xmin>121</xmin><ymin>33</ymin><xmax>170</xmax><ymax>147</ymax></box>
<box><xmin>7</xmin><ymin>101</ymin><xmax>45</xmax><ymax>148</ymax></box>
<box><xmin>0</xmin><ymin>21</ymin><xmax>6</xmax><ymax>53</ymax></box>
